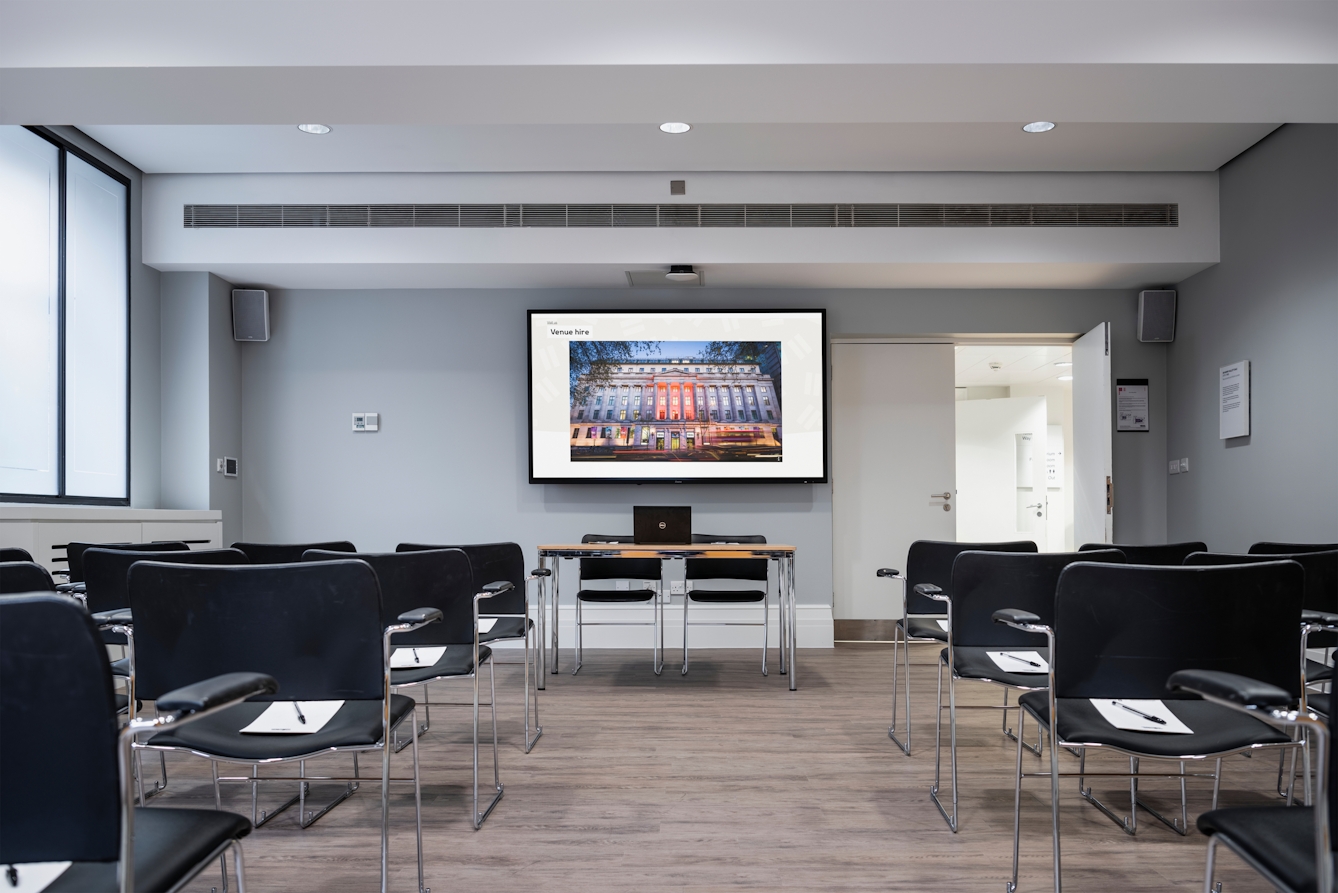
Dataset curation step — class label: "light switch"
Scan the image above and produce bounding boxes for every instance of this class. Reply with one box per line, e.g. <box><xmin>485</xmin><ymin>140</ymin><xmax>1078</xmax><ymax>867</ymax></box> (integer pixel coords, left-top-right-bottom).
<box><xmin>1168</xmin><ymin>460</ymin><xmax>1180</xmax><ymax>475</ymax></box>
<box><xmin>352</xmin><ymin>412</ymin><xmax>380</xmax><ymax>432</ymax></box>
<box><xmin>1179</xmin><ymin>457</ymin><xmax>1189</xmax><ymax>473</ymax></box>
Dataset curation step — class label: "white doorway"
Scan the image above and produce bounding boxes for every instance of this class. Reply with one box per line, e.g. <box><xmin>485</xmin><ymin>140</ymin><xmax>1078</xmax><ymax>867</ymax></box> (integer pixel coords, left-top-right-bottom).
<box><xmin>953</xmin><ymin>344</ymin><xmax>1076</xmax><ymax>551</ymax></box>
<box><xmin>831</xmin><ymin>343</ymin><xmax>956</xmax><ymax>628</ymax></box>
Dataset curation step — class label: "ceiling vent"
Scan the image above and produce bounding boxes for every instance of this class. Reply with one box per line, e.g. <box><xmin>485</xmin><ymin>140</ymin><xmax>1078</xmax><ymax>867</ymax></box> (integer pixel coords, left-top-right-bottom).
<box><xmin>184</xmin><ymin>202</ymin><xmax>1178</xmax><ymax>230</ymax></box>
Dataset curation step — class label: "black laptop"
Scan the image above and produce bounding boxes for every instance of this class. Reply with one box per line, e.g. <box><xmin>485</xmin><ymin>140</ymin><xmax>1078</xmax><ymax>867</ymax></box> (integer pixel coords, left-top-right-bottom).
<box><xmin>633</xmin><ymin>506</ymin><xmax>692</xmax><ymax>545</ymax></box>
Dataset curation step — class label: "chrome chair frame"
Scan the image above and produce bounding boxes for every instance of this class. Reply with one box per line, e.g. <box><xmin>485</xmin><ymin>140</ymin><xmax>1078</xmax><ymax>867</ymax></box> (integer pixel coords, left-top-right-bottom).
<box><xmin>389</xmin><ymin>584</ymin><xmax>507</xmax><ymax>829</ymax></box>
<box><xmin>997</xmin><ymin>613</ymin><xmax>1304</xmax><ymax>893</ymax></box>
<box><xmin>682</xmin><ymin>539</ymin><xmax>772</xmax><ymax>677</ymax></box>
<box><xmin>879</xmin><ymin>567</ymin><xmax>951</xmax><ymax>756</ymax></box>
<box><xmin>479</xmin><ymin>569</ymin><xmax>547</xmax><ymax>752</ymax></box>
<box><xmin>922</xmin><ymin>585</ymin><xmax>1046</xmax><ymax>833</ymax></box>
<box><xmin>136</xmin><ymin>614</ymin><xmax>438</xmax><ymax>893</ymax></box>
<box><xmin>574</xmin><ymin>558</ymin><xmax>664</xmax><ymax>676</ymax></box>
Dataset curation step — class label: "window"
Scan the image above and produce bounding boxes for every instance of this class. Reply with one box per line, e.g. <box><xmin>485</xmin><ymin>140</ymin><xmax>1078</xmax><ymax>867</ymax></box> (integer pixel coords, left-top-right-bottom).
<box><xmin>572</xmin><ymin>428</ymin><xmax>580</xmax><ymax>439</ymax></box>
<box><xmin>606</xmin><ymin>410</ymin><xmax>614</xmax><ymax>420</ymax></box>
<box><xmin>619</xmin><ymin>410</ymin><xmax>627</xmax><ymax>420</ymax></box>
<box><xmin>588</xmin><ymin>427</ymin><xmax>598</xmax><ymax>438</ymax></box>
<box><xmin>767</xmin><ymin>411</ymin><xmax>775</xmax><ymax>420</ymax></box>
<box><xmin>1</xmin><ymin>127</ymin><xmax>129</xmax><ymax>503</ymax></box>
<box><xmin>576</xmin><ymin>409</ymin><xmax>584</xmax><ymax>420</ymax></box>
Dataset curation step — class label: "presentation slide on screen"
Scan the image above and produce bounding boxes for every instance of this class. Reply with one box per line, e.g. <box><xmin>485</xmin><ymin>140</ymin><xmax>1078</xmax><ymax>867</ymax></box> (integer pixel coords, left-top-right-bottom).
<box><xmin>529</xmin><ymin>311</ymin><xmax>827</xmax><ymax>481</ymax></box>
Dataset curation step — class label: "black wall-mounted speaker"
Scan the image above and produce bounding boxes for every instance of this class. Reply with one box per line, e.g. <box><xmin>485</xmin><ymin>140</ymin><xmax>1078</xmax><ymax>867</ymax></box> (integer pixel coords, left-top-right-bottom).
<box><xmin>1138</xmin><ymin>290</ymin><xmax>1176</xmax><ymax>342</ymax></box>
<box><xmin>232</xmin><ymin>289</ymin><xmax>269</xmax><ymax>342</ymax></box>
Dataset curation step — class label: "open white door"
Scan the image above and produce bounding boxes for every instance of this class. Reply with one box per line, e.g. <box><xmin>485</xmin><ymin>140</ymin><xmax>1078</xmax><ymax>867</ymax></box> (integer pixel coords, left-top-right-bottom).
<box><xmin>832</xmin><ymin>343</ymin><xmax>956</xmax><ymax>622</ymax></box>
<box><xmin>1072</xmin><ymin>323</ymin><xmax>1113</xmax><ymax>546</ymax></box>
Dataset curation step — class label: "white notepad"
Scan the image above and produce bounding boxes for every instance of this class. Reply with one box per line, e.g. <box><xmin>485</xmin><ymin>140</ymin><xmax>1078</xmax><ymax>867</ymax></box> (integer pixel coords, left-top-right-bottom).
<box><xmin>478</xmin><ymin>617</ymin><xmax>497</xmax><ymax>634</ymax></box>
<box><xmin>391</xmin><ymin>646</ymin><xmax>447</xmax><ymax>668</ymax></box>
<box><xmin>937</xmin><ymin>620</ymin><xmax>950</xmax><ymax>631</ymax></box>
<box><xmin>1092</xmin><ymin>699</ymin><xmax>1193</xmax><ymax>734</ymax></box>
<box><xmin>241</xmin><ymin>701</ymin><xmax>344</xmax><ymax>734</ymax></box>
<box><xmin>4</xmin><ymin>862</ymin><xmax>72</xmax><ymax>893</ymax></box>
<box><xmin>986</xmin><ymin>650</ymin><xmax>1049</xmax><ymax>673</ymax></box>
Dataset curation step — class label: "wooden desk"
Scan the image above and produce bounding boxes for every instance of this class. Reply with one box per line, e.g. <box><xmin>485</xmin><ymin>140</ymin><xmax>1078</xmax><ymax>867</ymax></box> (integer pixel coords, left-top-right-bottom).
<box><xmin>535</xmin><ymin>543</ymin><xmax>799</xmax><ymax>690</ymax></box>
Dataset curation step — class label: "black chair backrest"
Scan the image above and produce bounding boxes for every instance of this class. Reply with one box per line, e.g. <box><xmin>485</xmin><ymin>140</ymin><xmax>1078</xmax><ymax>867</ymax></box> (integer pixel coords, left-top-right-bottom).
<box><xmin>396</xmin><ymin>542</ymin><xmax>526</xmax><ymax>616</ymax></box>
<box><xmin>1185</xmin><ymin>550</ymin><xmax>1337</xmax><ymax>614</ymax></box>
<box><xmin>129</xmin><ymin>559</ymin><xmax>384</xmax><ymax>702</ymax></box>
<box><xmin>686</xmin><ymin>533</ymin><xmax>768</xmax><ymax>582</ymax></box>
<box><xmin>905</xmin><ymin>540</ymin><xmax>1039</xmax><ymax>614</ymax></box>
<box><xmin>308</xmin><ymin>548</ymin><xmax>475</xmax><ymax>645</ymax></box>
<box><xmin>950</xmin><ymin>549</ymin><xmax>1126</xmax><ymax>648</ymax></box>
<box><xmin>66</xmin><ymin>540</ymin><xmax>190</xmax><ymax>583</ymax></box>
<box><xmin>0</xmin><ymin>547</ymin><xmax>33</xmax><ymax>563</ymax></box>
<box><xmin>1080</xmin><ymin>541</ymin><xmax>1207</xmax><ymax>565</ymax></box>
<box><xmin>0</xmin><ymin>561</ymin><xmax>56</xmax><ymax>594</ymax></box>
<box><xmin>579</xmin><ymin>534</ymin><xmax>663</xmax><ymax>582</ymax></box>
<box><xmin>231</xmin><ymin>540</ymin><xmax>357</xmax><ymax>564</ymax></box>
<box><xmin>84</xmin><ymin>547</ymin><xmax>250</xmax><ymax>615</ymax></box>
<box><xmin>1250</xmin><ymin>541</ymin><xmax>1338</xmax><ymax>555</ymax></box>
<box><xmin>0</xmin><ymin>594</ymin><xmax>120</xmax><ymax>864</ymax></box>
<box><xmin>1055</xmin><ymin>561</ymin><xmax>1304</xmax><ymax>700</ymax></box>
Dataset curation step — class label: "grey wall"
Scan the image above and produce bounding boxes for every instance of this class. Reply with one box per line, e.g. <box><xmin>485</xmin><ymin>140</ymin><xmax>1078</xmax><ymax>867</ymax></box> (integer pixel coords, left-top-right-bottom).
<box><xmin>159</xmin><ymin>271</ymin><xmax>244</xmax><ymax>543</ymax></box>
<box><xmin>240</xmin><ymin>287</ymin><xmax>1168</xmax><ymax>605</ymax></box>
<box><xmin>1168</xmin><ymin>124</ymin><xmax>1338</xmax><ymax>550</ymax></box>
<box><xmin>52</xmin><ymin>127</ymin><xmax>161</xmax><ymax>508</ymax></box>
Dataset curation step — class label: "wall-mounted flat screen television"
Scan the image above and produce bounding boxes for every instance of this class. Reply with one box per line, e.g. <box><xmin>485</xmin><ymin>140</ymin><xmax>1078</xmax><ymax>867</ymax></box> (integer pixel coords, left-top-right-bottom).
<box><xmin>528</xmin><ymin>309</ymin><xmax>828</xmax><ymax>483</ymax></box>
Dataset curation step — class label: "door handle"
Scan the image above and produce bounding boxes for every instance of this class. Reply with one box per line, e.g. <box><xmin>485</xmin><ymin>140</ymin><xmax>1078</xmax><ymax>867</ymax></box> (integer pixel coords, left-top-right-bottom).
<box><xmin>930</xmin><ymin>492</ymin><xmax>951</xmax><ymax>500</ymax></box>
<box><xmin>930</xmin><ymin>492</ymin><xmax>952</xmax><ymax>512</ymax></box>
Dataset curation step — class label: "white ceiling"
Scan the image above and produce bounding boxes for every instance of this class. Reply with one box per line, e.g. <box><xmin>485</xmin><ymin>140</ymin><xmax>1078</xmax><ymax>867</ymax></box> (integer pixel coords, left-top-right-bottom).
<box><xmin>79</xmin><ymin>123</ymin><xmax>1280</xmax><ymax>174</ymax></box>
<box><xmin>956</xmin><ymin>345</ymin><xmax>1074</xmax><ymax>387</ymax></box>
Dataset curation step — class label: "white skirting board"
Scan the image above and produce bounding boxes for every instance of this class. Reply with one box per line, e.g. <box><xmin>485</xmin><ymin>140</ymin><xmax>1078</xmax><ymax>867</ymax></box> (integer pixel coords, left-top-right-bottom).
<box><xmin>489</xmin><ymin>602</ymin><xmax>834</xmax><ymax>649</ymax></box>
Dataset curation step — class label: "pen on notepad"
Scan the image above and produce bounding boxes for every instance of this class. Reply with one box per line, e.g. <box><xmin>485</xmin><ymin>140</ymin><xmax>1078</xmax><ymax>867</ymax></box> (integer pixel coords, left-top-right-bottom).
<box><xmin>1113</xmin><ymin>700</ymin><xmax>1166</xmax><ymax>725</ymax></box>
<box><xmin>413</xmin><ymin>648</ymin><xmax>420</xmax><ymax>664</ymax></box>
<box><xmin>294</xmin><ymin>702</ymin><xmax>307</xmax><ymax>725</ymax></box>
<box><xmin>999</xmin><ymin>652</ymin><xmax>1043</xmax><ymax>668</ymax></box>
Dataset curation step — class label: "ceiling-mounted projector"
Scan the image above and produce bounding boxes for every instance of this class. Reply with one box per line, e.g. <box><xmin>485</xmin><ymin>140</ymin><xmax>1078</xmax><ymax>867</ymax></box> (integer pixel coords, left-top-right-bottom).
<box><xmin>665</xmin><ymin>265</ymin><xmax>699</xmax><ymax>283</ymax></box>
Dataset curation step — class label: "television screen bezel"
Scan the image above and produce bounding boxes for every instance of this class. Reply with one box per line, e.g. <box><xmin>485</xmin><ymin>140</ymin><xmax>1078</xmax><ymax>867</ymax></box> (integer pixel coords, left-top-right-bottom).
<box><xmin>527</xmin><ymin>308</ymin><xmax>829</xmax><ymax>485</ymax></box>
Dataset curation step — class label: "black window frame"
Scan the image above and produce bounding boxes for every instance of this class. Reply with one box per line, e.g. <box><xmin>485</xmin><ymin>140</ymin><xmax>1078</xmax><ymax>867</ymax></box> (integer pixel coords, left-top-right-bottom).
<box><xmin>0</xmin><ymin>126</ymin><xmax>132</xmax><ymax>506</ymax></box>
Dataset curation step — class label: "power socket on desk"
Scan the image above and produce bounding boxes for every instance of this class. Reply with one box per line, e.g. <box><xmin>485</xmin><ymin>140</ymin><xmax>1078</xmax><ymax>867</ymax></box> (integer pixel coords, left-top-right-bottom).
<box><xmin>669</xmin><ymin>581</ymin><xmax>685</xmax><ymax>595</ymax></box>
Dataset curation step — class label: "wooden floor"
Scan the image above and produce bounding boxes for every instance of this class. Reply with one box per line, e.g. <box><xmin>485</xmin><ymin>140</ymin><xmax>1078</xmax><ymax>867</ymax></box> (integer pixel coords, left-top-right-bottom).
<box><xmin>167</xmin><ymin>643</ymin><xmax>1290</xmax><ymax>892</ymax></box>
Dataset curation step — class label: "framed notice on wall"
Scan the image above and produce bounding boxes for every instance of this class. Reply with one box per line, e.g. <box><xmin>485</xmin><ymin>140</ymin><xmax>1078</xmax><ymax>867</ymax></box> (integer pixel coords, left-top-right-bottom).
<box><xmin>1220</xmin><ymin>360</ymin><xmax>1250</xmax><ymax>439</ymax></box>
<box><xmin>1116</xmin><ymin>379</ymin><xmax>1150</xmax><ymax>432</ymax></box>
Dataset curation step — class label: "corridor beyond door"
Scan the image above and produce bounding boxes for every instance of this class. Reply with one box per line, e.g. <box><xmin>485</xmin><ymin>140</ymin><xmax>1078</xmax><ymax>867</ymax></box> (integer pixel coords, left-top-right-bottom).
<box><xmin>832</xmin><ymin>343</ymin><xmax>956</xmax><ymax>635</ymax></box>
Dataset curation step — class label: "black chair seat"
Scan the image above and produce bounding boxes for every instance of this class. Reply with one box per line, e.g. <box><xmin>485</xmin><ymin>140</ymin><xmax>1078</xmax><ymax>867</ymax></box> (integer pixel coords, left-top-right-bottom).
<box><xmin>110</xmin><ymin>656</ymin><xmax>130</xmax><ymax>677</ymax></box>
<box><xmin>479</xmin><ymin>616</ymin><xmax>531</xmax><ymax>643</ymax></box>
<box><xmin>576</xmin><ymin>588</ymin><xmax>657</xmax><ymax>603</ymax></box>
<box><xmin>44</xmin><ymin>806</ymin><xmax>252</xmax><ymax>893</ymax></box>
<box><xmin>147</xmin><ymin>695</ymin><xmax>415</xmax><ymax>761</ymax></box>
<box><xmin>899</xmin><ymin>616</ymin><xmax>949</xmax><ymax>641</ymax></box>
<box><xmin>1306</xmin><ymin>658</ymin><xmax>1333</xmax><ymax>683</ymax></box>
<box><xmin>1196</xmin><ymin>805</ymin><xmax>1316</xmax><ymax>893</ymax></box>
<box><xmin>391</xmin><ymin>644</ymin><xmax>491</xmax><ymax>686</ymax></box>
<box><xmin>1308</xmin><ymin>692</ymin><xmax>1330</xmax><ymax>718</ymax></box>
<box><xmin>687</xmin><ymin>588</ymin><xmax>767</xmax><ymax>603</ymax></box>
<box><xmin>1018</xmin><ymin>692</ymin><xmax>1292</xmax><ymax>758</ymax></box>
<box><xmin>942</xmin><ymin>646</ymin><xmax>1052</xmax><ymax>689</ymax></box>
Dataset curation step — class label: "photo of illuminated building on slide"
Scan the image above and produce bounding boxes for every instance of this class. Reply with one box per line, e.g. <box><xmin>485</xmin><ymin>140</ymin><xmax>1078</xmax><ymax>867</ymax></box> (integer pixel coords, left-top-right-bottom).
<box><xmin>569</xmin><ymin>340</ymin><xmax>781</xmax><ymax>462</ymax></box>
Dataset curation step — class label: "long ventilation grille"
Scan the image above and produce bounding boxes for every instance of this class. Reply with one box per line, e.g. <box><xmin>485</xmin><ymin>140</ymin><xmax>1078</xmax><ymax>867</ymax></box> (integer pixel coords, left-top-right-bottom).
<box><xmin>183</xmin><ymin>203</ymin><xmax>1178</xmax><ymax>229</ymax></box>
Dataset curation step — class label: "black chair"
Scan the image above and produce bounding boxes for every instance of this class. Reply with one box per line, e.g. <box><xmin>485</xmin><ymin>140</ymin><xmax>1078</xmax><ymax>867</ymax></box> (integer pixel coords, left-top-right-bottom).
<box><xmin>0</xmin><ymin>593</ymin><xmax>274</xmax><ymax>893</ymax></box>
<box><xmin>1253</xmin><ymin>542</ymin><xmax>1338</xmax><ymax>555</ymax></box>
<box><xmin>683</xmin><ymin>534</ymin><xmax>771</xmax><ymax>677</ymax></box>
<box><xmin>1080</xmin><ymin>541</ymin><xmax>1207</xmax><ymax>564</ymax></box>
<box><xmin>0</xmin><ymin>560</ymin><xmax>56</xmax><ymax>593</ymax></box>
<box><xmin>128</xmin><ymin>559</ymin><xmax>438</xmax><ymax>893</ymax></box>
<box><xmin>307</xmin><ymin>547</ymin><xmax>506</xmax><ymax>828</ymax></box>
<box><xmin>0</xmin><ymin>546</ymin><xmax>33</xmax><ymax>562</ymax></box>
<box><xmin>1170</xmin><ymin>669</ymin><xmax>1334</xmax><ymax>893</ymax></box>
<box><xmin>63</xmin><ymin>541</ymin><xmax>190</xmax><ymax>584</ymax></box>
<box><xmin>996</xmin><ymin>561</ymin><xmax>1304</xmax><ymax>893</ymax></box>
<box><xmin>231</xmin><ymin>540</ymin><xmax>356</xmax><ymax>564</ymax></box>
<box><xmin>925</xmin><ymin>548</ymin><xmax>1123</xmax><ymax>832</ymax></box>
<box><xmin>397</xmin><ymin>541</ymin><xmax>548</xmax><ymax>752</ymax></box>
<box><xmin>574</xmin><ymin>534</ymin><xmax>664</xmax><ymax>675</ymax></box>
<box><xmin>877</xmin><ymin>539</ymin><xmax>1039</xmax><ymax>756</ymax></box>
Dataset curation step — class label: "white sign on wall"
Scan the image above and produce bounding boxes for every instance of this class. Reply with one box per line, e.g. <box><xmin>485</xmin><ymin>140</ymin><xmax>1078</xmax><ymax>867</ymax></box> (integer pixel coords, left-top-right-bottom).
<box><xmin>1219</xmin><ymin>360</ymin><xmax>1250</xmax><ymax>439</ymax></box>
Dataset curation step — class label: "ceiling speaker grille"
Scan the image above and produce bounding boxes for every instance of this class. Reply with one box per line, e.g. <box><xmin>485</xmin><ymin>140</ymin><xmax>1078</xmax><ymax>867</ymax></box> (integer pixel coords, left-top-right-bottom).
<box><xmin>184</xmin><ymin>202</ymin><xmax>1179</xmax><ymax>229</ymax></box>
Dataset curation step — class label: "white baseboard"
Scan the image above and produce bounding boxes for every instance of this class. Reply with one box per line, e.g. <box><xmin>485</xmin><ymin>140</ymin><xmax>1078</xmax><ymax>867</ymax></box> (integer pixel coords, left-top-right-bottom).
<box><xmin>489</xmin><ymin>602</ymin><xmax>834</xmax><ymax>649</ymax></box>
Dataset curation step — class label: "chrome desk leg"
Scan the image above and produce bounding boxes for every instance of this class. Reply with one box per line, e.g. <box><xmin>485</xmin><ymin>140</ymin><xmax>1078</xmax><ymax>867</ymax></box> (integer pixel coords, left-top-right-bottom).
<box><xmin>781</xmin><ymin>551</ymin><xmax>792</xmax><ymax>690</ymax></box>
<box><xmin>777</xmin><ymin>557</ymin><xmax>788</xmax><ymax>676</ymax></box>
<box><xmin>550</xmin><ymin>557</ymin><xmax>561</xmax><ymax>675</ymax></box>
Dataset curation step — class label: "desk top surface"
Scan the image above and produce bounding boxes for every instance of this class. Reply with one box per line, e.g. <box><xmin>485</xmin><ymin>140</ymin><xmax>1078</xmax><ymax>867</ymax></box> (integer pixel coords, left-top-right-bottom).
<box><xmin>538</xmin><ymin>542</ymin><xmax>795</xmax><ymax>556</ymax></box>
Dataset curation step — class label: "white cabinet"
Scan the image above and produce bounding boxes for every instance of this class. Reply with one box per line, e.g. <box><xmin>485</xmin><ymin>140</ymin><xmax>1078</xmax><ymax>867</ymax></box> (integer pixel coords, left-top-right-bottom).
<box><xmin>0</xmin><ymin>506</ymin><xmax>223</xmax><ymax>573</ymax></box>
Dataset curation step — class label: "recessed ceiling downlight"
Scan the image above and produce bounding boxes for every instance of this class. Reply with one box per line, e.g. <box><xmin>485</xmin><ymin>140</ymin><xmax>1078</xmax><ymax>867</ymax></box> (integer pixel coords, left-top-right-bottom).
<box><xmin>659</xmin><ymin>122</ymin><xmax>691</xmax><ymax>134</ymax></box>
<box><xmin>665</xmin><ymin>265</ymin><xmax>700</xmax><ymax>282</ymax></box>
<box><xmin>297</xmin><ymin>124</ymin><xmax>331</xmax><ymax>135</ymax></box>
<box><xmin>1022</xmin><ymin>121</ymin><xmax>1055</xmax><ymax>133</ymax></box>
